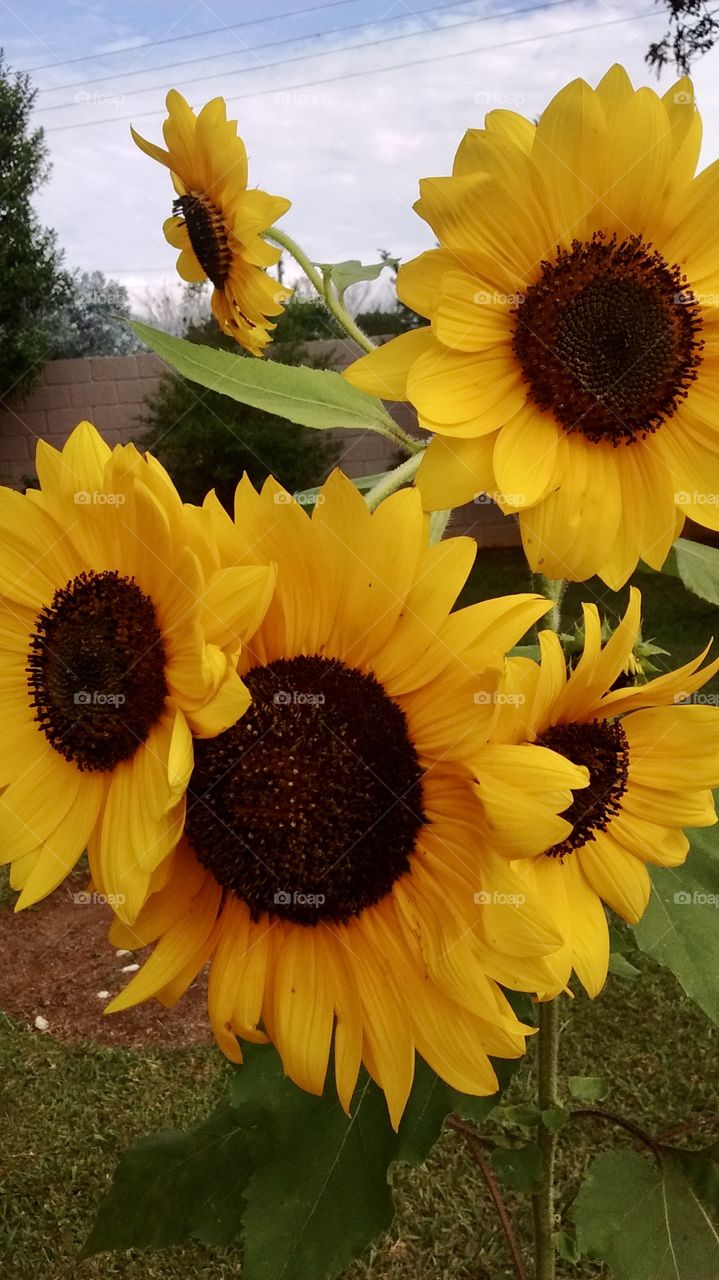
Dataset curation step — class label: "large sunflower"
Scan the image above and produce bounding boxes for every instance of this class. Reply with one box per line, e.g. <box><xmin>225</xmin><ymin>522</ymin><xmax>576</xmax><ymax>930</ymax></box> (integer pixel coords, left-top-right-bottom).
<box><xmin>345</xmin><ymin>66</ymin><xmax>719</xmax><ymax>588</ymax></box>
<box><xmin>105</xmin><ymin>471</ymin><xmax>588</xmax><ymax>1126</ymax></box>
<box><xmin>133</xmin><ymin>91</ymin><xmax>292</xmax><ymax>355</ymax></box>
<box><xmin>0</xmin><ymin>422</ymin><xmax>274</xmax><ymax>917</ymax></box>
<box><xmin>487</xmin><ymin>588</ymin><xmax>719</xmax><ymax>995</ymax></box>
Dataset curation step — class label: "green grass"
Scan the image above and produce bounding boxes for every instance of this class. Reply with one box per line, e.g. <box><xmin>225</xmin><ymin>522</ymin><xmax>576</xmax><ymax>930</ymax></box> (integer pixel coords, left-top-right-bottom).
<box><xmin>1</xmin><ymin>963</ymin><xmax>716</xmax><ymax>1280</ymax></box>
<box><xmin>1</xmin><ymin>548</ymin><xmax>716</xmax><ymax>1278</ymax></box>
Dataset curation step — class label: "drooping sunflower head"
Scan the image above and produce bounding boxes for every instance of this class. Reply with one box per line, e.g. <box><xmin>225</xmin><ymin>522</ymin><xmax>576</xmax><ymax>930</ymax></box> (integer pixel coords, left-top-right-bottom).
<box><xmin>487</xmin><ymin>587</ymin><xmax>719</xmax><ymax>997</ymax></box>
<box><xmin>105</xmin><ymin>470</ymin><xmax>589</xmax><ymax>1126</ymax></box>
<box><xmin>133</xmin><ymin>91</ymin><xmax>292</xmax><ymax>355</ymax></box>
<box><xmin>345</xmin><ymin>66</ymin><xmax>719</xmax><ymax>588</ymax></box>
<box><xmin>0</xmin><ymin>421</ymin><xmax>274</xmax><ymax>916</ymax></box>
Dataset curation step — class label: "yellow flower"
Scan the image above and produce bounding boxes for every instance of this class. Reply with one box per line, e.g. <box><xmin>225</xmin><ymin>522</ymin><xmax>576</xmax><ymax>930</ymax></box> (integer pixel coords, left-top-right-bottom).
<box><xmin>105</xmin><ymin>471</ymin><xmax>586</xmax><ymax>1127</ymax></box>
<box><xmin>133</xmin><ymin>91</ymin><xmax>292</xmax><ymax>355</ymax></box>
<box><xmin>0</xmin><ymin>422</ymin><xmax>274</xmax><ymax>917</ymax></box>
<box><xmin>488</xmin><ymin>587</ymin><xmax>719</xmax><ymax>996</ymax></box>
<box><xmin>345</xmin><ymin>66</ymin><xmax>719</xmax><ymax>588</ymax></box>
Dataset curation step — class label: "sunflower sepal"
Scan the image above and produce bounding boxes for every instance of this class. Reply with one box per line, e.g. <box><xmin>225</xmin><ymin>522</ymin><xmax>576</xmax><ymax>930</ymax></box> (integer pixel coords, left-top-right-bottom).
<box><xmin>83</xmin><ymin>1044</ymin><xmax>520</xmax><ymax>1277</ymax></box>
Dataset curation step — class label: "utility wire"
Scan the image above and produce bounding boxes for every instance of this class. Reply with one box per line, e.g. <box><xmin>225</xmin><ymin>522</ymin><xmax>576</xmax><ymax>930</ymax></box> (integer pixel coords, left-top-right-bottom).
<box><xmin>19</xmin><ymin>0</ymin><xmax>372</xmax><ymax>73</ymax></box>
<box><xmin>34</xmin><ymin>0</ymin><xmax>580</xmax><ymax>99</ymax></box>
<box><xmin>42</xmin><ymin>6</ymin><xmax>659</xmax><ymax>136</ymax></box>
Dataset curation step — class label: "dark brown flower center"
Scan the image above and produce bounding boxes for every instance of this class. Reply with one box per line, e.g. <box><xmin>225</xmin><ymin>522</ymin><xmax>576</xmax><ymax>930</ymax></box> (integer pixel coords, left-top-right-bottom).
<box><xmin>185</xmin><ymin>655</ymin><xmax>426</xmax><ymax>925</ymax></box>
<box><xmin>27</xmin><ymin>570</ymin><xmax>167</xmax><ymax>773</ymax></box>
<box><xmin>173</xmin><ymin>193</ymin><xmax>231</xmax><ymax>288</ymax></box>
<box><xmin>537</xmin><ymin>718</ymin><xmax>629</xmax><ymax>857</ymax></box>
<box><xmin>512</xmin><ymin>234</ymin><xmax>703</xmax><ymax>444</ymax></box>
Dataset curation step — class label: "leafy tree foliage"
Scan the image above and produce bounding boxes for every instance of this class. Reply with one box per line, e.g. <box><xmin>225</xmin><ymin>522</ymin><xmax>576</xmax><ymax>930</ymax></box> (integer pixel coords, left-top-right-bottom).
<box><xmin>52</xmin><ymin>270</ymin><xmax>140</xmax><ymax>358</ymax></box>
<box><xmin>0</xmin><ymin>52</ymin><xmax>69</xmax><ymax>398</ymax></box>
<box><xmin>647</xmin><ymin>1</ymin><xmax>719</xmax><ymax>74</ymax></box>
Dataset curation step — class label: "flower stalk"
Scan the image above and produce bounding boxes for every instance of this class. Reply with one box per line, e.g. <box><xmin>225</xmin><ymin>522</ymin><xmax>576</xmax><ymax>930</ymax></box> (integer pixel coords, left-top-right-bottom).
<box><xmin>532</xmin><ymin>998</ymin><xmax>561</xmax><ymax>1280</ymax></box>
<box><xmin>265</xmin><ymin>226</ymin><xmax>376</xmax><ymax>354</ymax></box>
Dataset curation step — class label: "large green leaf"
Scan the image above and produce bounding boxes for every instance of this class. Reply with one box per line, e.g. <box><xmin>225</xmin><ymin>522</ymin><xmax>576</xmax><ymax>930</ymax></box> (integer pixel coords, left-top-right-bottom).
<box><xmin>130</xmin><ymin>320</ymin><xmax>398</xmax><ymax>435</ymax></box>
<box><xmin>632</xmin><ymin>823</ymin><xmax>719</xmax><ymax>1026</ymax></box>
<box><xmin>657</xmin><ymin>537</ymin><xmax>719</xmax><ymax>605</ymax></box>
<box><xmin>573</xmin><ymin>1146</ymin><xmax>719</xmax><ymax>1279</ymax></box>
<box><xmin>85</xmin><ymin>1043</ymin><xmax>519</xmax><ymax>1276</ymax></box>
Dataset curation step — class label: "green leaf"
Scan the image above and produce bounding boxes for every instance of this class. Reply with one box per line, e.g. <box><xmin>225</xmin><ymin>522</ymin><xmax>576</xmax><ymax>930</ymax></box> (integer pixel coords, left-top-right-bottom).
<box><xmin>499</xmin><ymin>1103</ymin><xmax>542</xmax><ymax>1128</ymax></box>
<box><xmin>490</xmin><ymin>1142</ymin><xmax>544</xmax><ymax>1193</ymax></box>
<box><xmin>567</xmin><ymin>1076</ymin><xmax>609</xmax><ymax>1102</ymax></box>
<box><xmin>554</xmin><ymin>1229</ymin><xmax>581</xmax><ymax>1263</ymax></box>
<box><xmin>86</xmin><ymin>1043</ymin><xmax>519</xmax><ymax>1277</ymax></box>
<box><xmin>316</xmin><ymin>258</ymin><xmax>396</xmax><ymax>303</ymax></box>
<box><xmin>541</xmin><ymin>1106</ymin><xmax>571</xmax><ymax>1133</ymax></box>
<box><xmin>573</xmin><ymin>1147</ymin><xmax>719</xmax><ymax>1279</ymax></box>
<box><xmin>632</xmin><ymin>823</ymin><xmax>719</xmax><ymax>1025</ymax></box>
<box><xmin>508</xmin><ymin>643</ymin><xmax>541</xmax><ymax>660</ymax></box>
<box><xmin>659</xmin><ymin>537</ymin><xmax>719</xmax><ymax>605</ymax></box>
<box><xmin>82</xmin><ymin>1102</ymin><xmax>256</xmax><ymax>1254</ymax></box>
<box><xmin>608</xmin><ymin>952</ymin><xmax>642</xmax><ymax>978</ymax></box>
<box><xmin>129</xmin><ymin>320</ymin><xmax>397</xmax><ymax>435</ymax></box>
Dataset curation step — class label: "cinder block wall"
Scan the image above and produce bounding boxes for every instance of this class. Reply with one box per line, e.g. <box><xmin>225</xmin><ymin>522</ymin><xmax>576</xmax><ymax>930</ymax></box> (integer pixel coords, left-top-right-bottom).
<box><xmin>0</xmin><ymin>343</ymin><xmax>520</xmax><ymax>548</ymax></box>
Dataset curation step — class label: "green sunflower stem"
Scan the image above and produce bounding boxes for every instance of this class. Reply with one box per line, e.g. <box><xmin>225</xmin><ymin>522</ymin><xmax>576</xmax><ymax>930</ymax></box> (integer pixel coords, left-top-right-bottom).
<box><xmin>364</xmin><ymin>453</ymin><xmax>424</xmax><ymax>511</ymax></box>
<box><xmin>428</xmin><ymin>509</ymin><xmax>452</xmax><ymax>544</ymax></box>
<box><xmin>532</xmin><ymin>999</ymin><xmax>560</xmax><ymax>1280</ymax></box>
<box><xmin>538</xmin><ymin>576</ymin><xmax>567</xmax><ymax>634</ymax></box>
<box><xmin>264</xmin><ymin>226</ymin><xmax>376</xmax><ymax>354</ymax></box>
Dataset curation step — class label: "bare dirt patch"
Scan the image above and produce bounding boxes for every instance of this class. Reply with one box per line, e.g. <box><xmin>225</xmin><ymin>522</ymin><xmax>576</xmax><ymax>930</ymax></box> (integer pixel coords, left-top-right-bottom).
<box><xmin>0</xmin><ymin>868</ymin><xmax>211</xmax><ymax>1049</ymax></box>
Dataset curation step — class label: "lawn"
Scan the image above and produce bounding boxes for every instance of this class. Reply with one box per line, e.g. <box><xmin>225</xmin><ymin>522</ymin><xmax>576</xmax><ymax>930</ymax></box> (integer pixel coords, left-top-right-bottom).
<box><xmin>1</xmin><ymin>548</ymin><xmax>717</xmax><ymax>1280</ymax></box>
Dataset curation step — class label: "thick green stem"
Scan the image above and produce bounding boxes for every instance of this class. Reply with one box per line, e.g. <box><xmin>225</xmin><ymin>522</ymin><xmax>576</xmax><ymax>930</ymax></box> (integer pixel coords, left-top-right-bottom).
<box><xmin>532</xmin><ymin>999</ymin><xmax>560</xmax><ymax>1280</ymax></box>
<box><xmin>364</xmin><ymin>453</ymin><xmax>423</xmax><ymax>511</ymax></box>
<box><xmin>428</xmin><ymin>509</ymin><xmax>452</xmax><ymax>544</ymax></box>
<box><xmin>538</xmin><ymin>575</ymin><xmax>567</xmax><ymax>634</ymax></box>
<box><xmin>265</xmin><ymin>227</ymin><xmax>376</xmax><ymax>354</ymax></box>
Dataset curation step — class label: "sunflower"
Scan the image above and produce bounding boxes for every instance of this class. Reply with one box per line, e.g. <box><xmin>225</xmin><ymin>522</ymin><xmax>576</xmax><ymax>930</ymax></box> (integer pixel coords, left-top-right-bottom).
<box><xmin>0</xmin><ymin>421</ymin><xmax>275</xmax><ymax>917</ymax></box>
<box><xmin>345</xmin><ymin>66</ymin><xmax>719</xmax><ymax>588</ymax></box>
<box><xmin>133</xmin><ymin>91</ymin><xmax>292</xmax><ymax>355</ymax></box>
<box><xmin>105</xmin><ymin>471</ymin><xmax>589</xmax><ymax>1126</ymax></box>
<box><xmin>486</xmin><ymin>587</ymin><xmax>719</xmax><ymax>996</ymax></box>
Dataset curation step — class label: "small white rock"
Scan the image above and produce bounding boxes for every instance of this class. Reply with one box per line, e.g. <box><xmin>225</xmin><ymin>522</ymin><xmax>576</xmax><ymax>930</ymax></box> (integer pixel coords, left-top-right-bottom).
<box><xmin>115</xmin><ymin>949</ymin><xmax>131</xmax><ymax>958</ymax></box>
<box><xmin>97</xmin><ymin>990</ymin><xmax>110</xmax><ymax>1000</ymax></box>
<box><xmin>34</xmin><ymin>1015</ymin><xmax>50</xmax><ymax>1032</ymax></box>
<box><xmin>120</xmin><ymin>963</ymin><xmax>140</xmax><ymax>973</ymax></box>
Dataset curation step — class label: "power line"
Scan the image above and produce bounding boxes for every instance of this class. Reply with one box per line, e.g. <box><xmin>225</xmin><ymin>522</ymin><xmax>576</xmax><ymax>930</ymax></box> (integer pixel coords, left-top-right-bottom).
<box><xmin>19</xmin><ymin>0</ymin><xmax>369</xmax><ymax>74</ymax></box>
<box><xmin>35</xmin><ymin>0</ymin><xmax>578</xmax><ymax>100</ymax></box>
<box><xmin>43</xmin><ymin>5</ymin><xmax>660</xmax><ymax>135</ymax></box>
<box><xmin>33</xmin><ymin>0</ymin><xmax>591</xmax><ymax>116</ymax></box>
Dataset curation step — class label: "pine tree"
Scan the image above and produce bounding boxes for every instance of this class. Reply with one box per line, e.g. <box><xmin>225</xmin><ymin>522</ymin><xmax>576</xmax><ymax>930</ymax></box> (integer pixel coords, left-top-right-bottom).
<box><xmin>0</xmin><ymin>51</ymin><xmax>69</xmax><ymax>398</ymax></box>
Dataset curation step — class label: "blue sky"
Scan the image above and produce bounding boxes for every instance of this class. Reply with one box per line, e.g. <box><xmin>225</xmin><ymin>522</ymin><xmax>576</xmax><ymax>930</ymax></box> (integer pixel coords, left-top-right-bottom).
<box><xmin>3</xmin><ymin>0</ymin><xmax>719</xmax><ymax>306</ymax></box>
